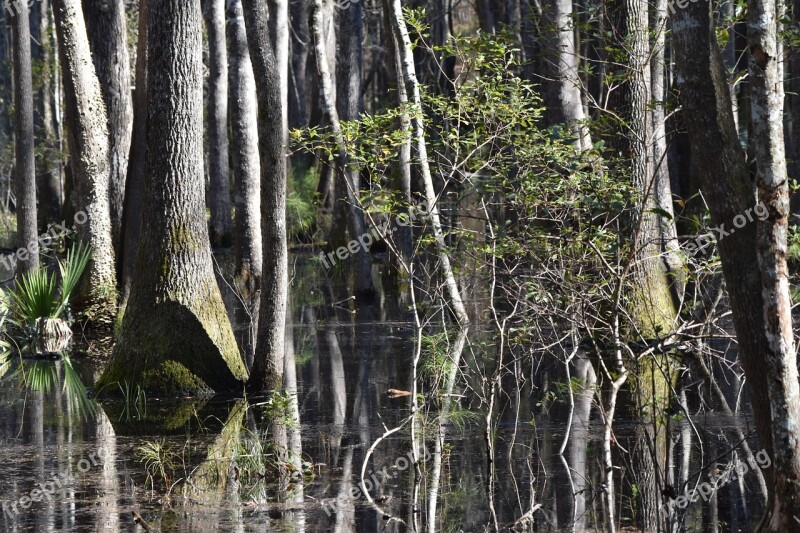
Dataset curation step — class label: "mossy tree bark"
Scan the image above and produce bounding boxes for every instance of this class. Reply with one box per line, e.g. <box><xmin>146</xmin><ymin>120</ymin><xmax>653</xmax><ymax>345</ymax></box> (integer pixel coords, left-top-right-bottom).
<box><xmin>241</xmin><ymin>0</ymin><xmax>288</xmax><ymax>393</ymax></box>
<box><xmin>98</xmin><ymin>0</ymin><xmax>247</xmax><ymax>397</ymax></box>
<box><xmin>11</xmin><ymin>0</ymin><xmax>39</xmax><ymax>274</ymax></box>
<box><xmin>53</xmin><ymin>0</ymin><xmax>117</xmax><ymax>325</ymax></box>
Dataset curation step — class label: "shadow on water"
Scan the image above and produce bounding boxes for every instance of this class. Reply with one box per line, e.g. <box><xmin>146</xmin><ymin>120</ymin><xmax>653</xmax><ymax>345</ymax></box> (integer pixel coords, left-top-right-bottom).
<box><xmin>0</xmin><ymin>254</ymin><xmax>770</xmax><ymax>531</ymax></box>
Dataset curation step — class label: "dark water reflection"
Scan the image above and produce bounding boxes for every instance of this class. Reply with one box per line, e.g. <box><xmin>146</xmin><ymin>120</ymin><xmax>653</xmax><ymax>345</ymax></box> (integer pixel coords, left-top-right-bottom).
<box><xmin>0</xmin><ymin>255</ymin><xmax>768</xmax><ymax>531</ymax></box>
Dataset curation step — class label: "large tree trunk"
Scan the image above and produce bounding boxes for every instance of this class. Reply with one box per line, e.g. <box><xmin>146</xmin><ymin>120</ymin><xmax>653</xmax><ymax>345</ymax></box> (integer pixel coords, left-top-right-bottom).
<box><xmin>203</xmin><ymin>0</ymin><xmax>232</xmax><ymax>247</ymax></box>
<box><xmin>241</xmin><ymin>0</ymin><xmax>289</xmax><ymax>393</ymax></box>
<box><xmin>227</xmin><ymin>0</ymin><xmax>262</xmax><ymax>369</ymax></box>
<box><xmin>748</xmin><ymin>0</ymin><xmax>800</xmax><ymax>526</ymax></box>
<box><xmin>12</xmin><ymin>0</ymin><xmax>39</xmax><ymax>274</ymax></box>
<box><xmin>52</xmin><ymin>0</ymin><xmax>117</xmax><ymax>324</ymax></box>
<box><xmin>120</xmin><ymin>0</ymin><xmax>148</xmax><ymax>309</ymax></box>
<box><xmin>670</xmin><ymin>0</ymin><xmax>777</xmax><ymax>520</ymax></box>
<box><xmin>83</xmin><ymin>0</ymin><xmax>132</xmax><ymax>262</ymax></box>
<box><xmin>541</xmin><ymin>0</ymin><xmax>591</xmax><ymax>150</ymax></box>
<box><xmin>97</xmin><ymin>0</ymin><xmax>247</xmax><ymax>396</ymax></box>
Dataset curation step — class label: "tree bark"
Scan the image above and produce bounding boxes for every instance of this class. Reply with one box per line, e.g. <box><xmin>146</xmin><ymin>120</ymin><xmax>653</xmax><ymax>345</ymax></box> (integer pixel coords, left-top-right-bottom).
<box><xmin>748</xmin><ymin>0</ymin><xmax>800</xmax><ymax>526</ymax></box>
<box><xmin>541</xmin><ymin>0</ymin><xmax>591</xmax><ymax>150</ymax></box>
<box><xmin>241</xmin><ymin>0</ymin><xmax>289</xmax><ymax>393</ymax></box>
<box><xmin>120</xmin><ymin>0</ymin><xmax>148</xmax><ymax>309</ymax></box>
<box><xmin>671</xmin><ymin>0</ymin><xmax>777</xmax><ymax>517</ymax></box>
<box><xmin>31</xmin><ymin>0</ymin><xmax>63</xmax><ymax>230</ymax></box>
<box><xmin>202</xmin><ymin>0</ymin><xmax>232</xmax><ymax>247</ymax></box>
<box><xmin>98</xmin><ymin>0</ymin><xmax>247</xmax><ymax>396</ymax></box>
<box><xmin>52</xmin><ymin>0</ymin><xmax>117</xmax><ymax>324</ymax></box>
<box><xmin>227</xmin><ymin>0</ymin><xmax>262</xmax><ymax>369</ymax></box>
<box><xmin>12</xmin><ymin>0</ymin><xmax>39</xmax><ymax>273</ymax></box>
<box><xmin>83</xmin><ymin>0</ymin><xmax>132</xmax><ymax>262</ymax></box>
<box><xmin>385</xmin><ymin>0</ymin><xmax>468</xmax><ymax>326</ymax></box>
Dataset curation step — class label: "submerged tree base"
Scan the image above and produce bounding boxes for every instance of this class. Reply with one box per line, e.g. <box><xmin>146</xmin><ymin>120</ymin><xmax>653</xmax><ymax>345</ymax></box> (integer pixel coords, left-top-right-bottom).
<box><xmin>97</xmin><ymin>298</ymin><xmax>248</xmax><ymax>397</ymax></box>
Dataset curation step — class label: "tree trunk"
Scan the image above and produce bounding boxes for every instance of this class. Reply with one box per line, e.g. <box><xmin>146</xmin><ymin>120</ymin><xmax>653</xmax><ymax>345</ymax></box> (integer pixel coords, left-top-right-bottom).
<box><xmin>202</xmin><ymin>0</ymin><xmax>232</xmax><ymax>247</ymax></box>
<box><xmin>227</xmin><ymin>0</ymin><xmax>262</xmax><ymax>369</ymax></box>
<box><xmin>288</xmin><ymin>0</ymin><xmax>310</xmax><ymax>130</ymax></box>
<box><xmin>12</xmin><ymin>0</ymin><xmax>39</xmax><ymax>273</ymax></box>
<box><xmin>541</xmin><ymin>0</ymin><xmax>591</xmax><ymax>150</ymax></box>
<box><xmin>52</xmin><ymin>0</ymin><xmax>117</xmax><ymax>324</ymax></box>
<box><xmin>120</xmin><ymin>0</ymin><xmax>148</xmax><ymax>309</ymax></box>
<box><xmin>98</xmin><ymin>0</ymin><xmax>247</xmax><ymax>396</ymax></box>
<box><xmin>83</xmin><ymin>0</ymin><xmax>132</xmax><ymax>262</ymax></box>
<box><xmin>0</xmin><ymin>7</ymin><xmax>12</xmax><ymax>154</ymax></box>
<box><xmin>748</xmin><ymin>0</ymin><xmax>800</xmax><ymax>526</ymax></box>
<box><xmin>671</xmin><ymin>0</ymin><xmax>776</xmax><ymax>517</ymax></box>
<box><xmin>241</xmin><ymin>0</ymin><xmax>289</xmax><ymax>393</ymax></box>
<box><xmin>652</xmin><ymin>0</ymin><xmax>684</xmax><ymax>303</ymax></box>
<box><xmin>385</xmin><ymin>0</ymin><xmax>468</xmax><ymax>326</ymax></box>
<box><xmin>31</xmin><ymin>0</ymin><xmax>63</xmax><ymax>230</ymax></box>
<box><xmin>312</xmin><ymin>0</ymin><xmax>376</xmax><ymax>299</ymax></box>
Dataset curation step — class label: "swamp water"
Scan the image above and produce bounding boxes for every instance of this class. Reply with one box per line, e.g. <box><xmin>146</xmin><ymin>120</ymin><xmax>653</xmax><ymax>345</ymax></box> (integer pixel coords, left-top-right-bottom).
<box><xmin>0</xmin><ymin>255</ymin><xmax>769</xmax><ymax>532</ymax></box>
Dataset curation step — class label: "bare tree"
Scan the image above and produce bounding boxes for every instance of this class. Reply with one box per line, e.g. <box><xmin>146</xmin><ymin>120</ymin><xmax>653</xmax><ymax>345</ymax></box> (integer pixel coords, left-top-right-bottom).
<box><xmin>748</xmin><ymin>0</ymin><xmax>800</xmax><ymax>525</ymax></box>
<box><xmin>11</xmin><ymin>0</ymin><xmax>39</xmax><ymax>273</ymax></box>
<box><xmin>203</xmin><ymin>0</ymin><xmax>232</xmax><ymax>247</ymax></box>
<box><xmin>227</xmin><ymin>0</ymin><xmax>262</xmax><ymax>369</ymax></box>
<box><xmin>241</xmin><ymin>0</ymin><xmax>289</xmax><ymax>392</ymax></box>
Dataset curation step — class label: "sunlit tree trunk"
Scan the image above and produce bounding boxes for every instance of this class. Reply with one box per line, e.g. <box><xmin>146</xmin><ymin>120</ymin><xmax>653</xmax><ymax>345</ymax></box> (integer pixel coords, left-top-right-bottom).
<box><xmin>53</xmin><ymin>0</ymin><xmax>117</xmax><ymax>324</ymax></box>
<box><xmin>98</xmin><ymin>0</ymin><xmax>247</xmax><ymax>396</ymax></box>
<box><xmin>203</xmin><ymin>0</ymin><xmax>232</xmax><ymax>247</ymax></box>
<box><xmin>748</xmin><ymin>0</ymin><xmax>800</xmax><ymax>526</ymax></box>
<box><xmin>83</xmin><ymin>0</ymin><xmax>132</xmax><ymax>261</ymax></box>
<box><xmin>241</xmin><ymin>0</ymin><xmax>289</xmax><ymax>392</ymax></box>
<box><xmin>542</xmin><ymin>0</ymin><xmax>591</xmax><ymax>150</ymax></box>
<box><xmin>312</xmin><ymin>0</ymin><xmax>376</xmax><ymax>299</ymax></box>
<box><xmin>12</xmin><ymin>0</ymin><xmax>39</xmax><ymax>273</ymax></box>
<box><xmin>227</xmin><ymin>0</ymin><xmax>262</xmax><ymax>369</ymax></box>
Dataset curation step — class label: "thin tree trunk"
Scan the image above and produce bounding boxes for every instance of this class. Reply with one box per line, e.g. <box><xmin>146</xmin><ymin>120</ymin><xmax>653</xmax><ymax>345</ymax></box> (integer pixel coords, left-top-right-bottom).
<box><xmin>98</xmin><ymin>0</ymin><xmax>247</xmax><ymax>396</ymax></box>
<box><xmin>227</xmin><ymin>0</ymin><xmax>262</xmax><ymax>369</ymax></box>
<box><xmin>83</xmin><ymin>0</ymin><xmax>132</xmax><ymax>262</ymax></box>
<box><xmin>12</xmin><ymin>0</ymin><xmax>39</xmax><ymax>273</ymax></box>
<box><xmin>386</xmin><ymin>0</ymin><xmax>468</xmax><ymax>326</ymax></box>
<box><xmin>288</xmin><ymin>0</ymin><xmax>310</xmax><ymax>130</ymax></box>
<box><xmin>53</xmin><ymin>0</ymin><xmax>117</xmax><ymax>324</ymax></box>
<box><xmin>312</xmin><ymin>0</ymin><xmax>376</xmax><ymax>299</ymax></box>
<box><xmin>241</xmin><ymin>0</ymin><xmax>289</xmax><ymax>393</ymax></box>
<box><xmin>120</xmin><ymin>0</ymin><xmax>148</xmax><ymax>309</ymax></box>
<box><xmin>748</xmin><ymin>0</ymin><xmax>800</xmax><ymax>526</ymax></box>
<box><xmin>31</xmin><ymin>0</ymin><xmax>63</xmax><ymax>230</ymax></box>
<box><xmin>203</xmin><ymin>0</ymin><xmax>232</xmax><ymax>247</ymax></box>
<box><xmin>542</xmin><ymin>0</ymin><xmax>591</xmax><ymax>150</ymax></box>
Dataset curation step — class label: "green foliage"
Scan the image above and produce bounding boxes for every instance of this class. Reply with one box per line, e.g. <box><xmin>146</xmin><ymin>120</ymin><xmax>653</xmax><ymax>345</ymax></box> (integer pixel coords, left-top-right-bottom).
<box><xmin>287</xmin><ymin>164</ymin><xmax>318</xmax><ymax>240</ymax></box>
<box><xmin>7</xmin><ymin>242</ymin><xmax>92</xmax><ymax>323</ymax></box>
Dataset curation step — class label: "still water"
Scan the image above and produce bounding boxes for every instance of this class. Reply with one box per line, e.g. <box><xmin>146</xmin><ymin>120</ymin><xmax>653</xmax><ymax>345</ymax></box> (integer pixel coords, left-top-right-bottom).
<box><xmin>0</xmin><ymin>255</ymin><xmax>768</xmax><ymax>532</ymax></box>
